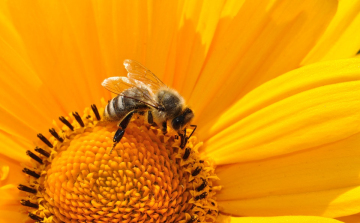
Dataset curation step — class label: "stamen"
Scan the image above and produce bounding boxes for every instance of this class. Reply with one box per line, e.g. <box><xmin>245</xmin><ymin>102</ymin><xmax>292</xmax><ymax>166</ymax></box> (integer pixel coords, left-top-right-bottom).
<box><xmin>49</xmin><ymin>128</ymin><xmax>63</xmax><ymax>143</ymax></box>
<box><xmin>91</xmin><ymin>104</ymin><xmax>101</xmax><ymax>120</ymax></box>
<box><xmin>37</xmin><ymin>133</ymin><xmax>53</xmax><ymax>148</ymax></box>
<box><xmin>192</xmin><ymin>166</ymin><xmax>202</xmax><ymax>176</ymax></box>
<box><xmin>195</xmin><ymin>192</ymin><xmax>208</xmax><ymax>201</ymax></box>
<box><xmin>18</xmin><ymin>184</ymin><xmax>37</xmax><ymax>194</ymax></box>
<box><xmin>187</xmin><ymin>216</ymin><xmax>198</xmax><ymax>223</ymax></box>
<box><xmin>72</xmin><ymin>112</ymin><xmax>84</xmax><ymax>127</ymax></box>
<box><xmin>59</xmin><ymin>116</ymin><xmax>74</xmax><ymax>131</ymax></box>
<box><xmin>22</xmin><ymin>168</ymin><xmax>40</xmax><ymax>179</ymax></box>
<box><xmin>183</xmin><ymin>148</ymin><xmax>191</xmax><ymax>160</ymax></box>
<box><xmin>28</xmin><ymin>213</ymin><xmax>43</xmax><ymax>221</ymax></box>
<box><xmin>196</xmin><ymin>179</ymin><xmax>207</xmax><ymax>192</ymax></box>
<box><xmin>20</xmin><ymin>199</ymin><xmax>39</xmax><ymax>208</ymax></box>
<box><xmin>34</xmin><ymin>147</ymin><xmax>50</xmax><ymax>158</ymax></box>
<box><xmin>26</xmin><ymin>150</ymin><xmax>43</xmax><ymax>164</ymax></box>
<box><xmin>21</xmin><ymin>105</ymin><xmax>220</xmax><ymax>222</ymax></box>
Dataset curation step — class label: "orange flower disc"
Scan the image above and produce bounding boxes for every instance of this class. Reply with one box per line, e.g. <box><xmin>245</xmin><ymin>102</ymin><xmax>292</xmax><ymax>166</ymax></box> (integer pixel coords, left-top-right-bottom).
<box><xmin>21</xmin><ymin>105</ymin><xmax>220</xmax><ymax>223</ymax></box>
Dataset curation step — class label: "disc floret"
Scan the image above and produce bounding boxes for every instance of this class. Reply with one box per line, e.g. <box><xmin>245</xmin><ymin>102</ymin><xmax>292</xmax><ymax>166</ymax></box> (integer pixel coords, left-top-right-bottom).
<box><xmin>19</xmin><ymin>104</ymin><xmax>220</xmax><ymax>222</ymax></box>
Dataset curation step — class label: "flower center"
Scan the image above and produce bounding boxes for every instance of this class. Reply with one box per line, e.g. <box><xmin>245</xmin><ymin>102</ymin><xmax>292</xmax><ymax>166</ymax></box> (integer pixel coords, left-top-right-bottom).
<box><xmin>19</xmin><ymin>104</ymin><xmax>220</xmax><ymax>222</ymax></box>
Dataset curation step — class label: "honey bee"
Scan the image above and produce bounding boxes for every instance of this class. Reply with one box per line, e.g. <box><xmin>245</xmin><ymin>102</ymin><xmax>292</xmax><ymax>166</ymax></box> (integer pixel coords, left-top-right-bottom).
<box><xmin>102</xmin><ymin>59</ymin><xmax>196</xmax><ymax>153</ymax></box>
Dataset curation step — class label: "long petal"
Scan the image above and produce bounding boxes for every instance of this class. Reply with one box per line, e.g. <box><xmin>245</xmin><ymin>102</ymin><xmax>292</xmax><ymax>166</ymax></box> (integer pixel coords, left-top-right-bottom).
<box><xmin>0</xmin><ymin>185</ymin><xmax>28</xmax><ymax>222</ymax></box>
<box><xmin>230</xmin><ymin>216</ymin><xmax>343</xmax><ymax>223</ymax></box>
<box><xmin>189</xmin><ymin>0</ymin><xmax>337</xmax><ymax>130</ymax></box>
<box><xmin>216</xmin><ymin>132</ymin><xmax>360</xmax><ymax>218</ymax></box>
<box><xmin>204</xmin><ymin>58</ymin><xmax>360</xmax><ymax>165</ymax></box>
<box><xmin>302</xmin><ymin>0</ymin><xmax>360</xmax><ymax>65</ymax></box>
<box><xmin>336</xmin><ymin>213</ymin><xmax>360</xmax><ymax>223</ymax></box>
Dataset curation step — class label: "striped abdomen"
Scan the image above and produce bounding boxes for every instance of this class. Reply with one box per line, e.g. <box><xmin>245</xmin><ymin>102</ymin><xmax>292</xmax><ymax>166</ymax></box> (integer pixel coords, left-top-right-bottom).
<box><xmin>104</xmin><ymin>88</ymin><xmax>149</xmax><ymax>121</ymax></box>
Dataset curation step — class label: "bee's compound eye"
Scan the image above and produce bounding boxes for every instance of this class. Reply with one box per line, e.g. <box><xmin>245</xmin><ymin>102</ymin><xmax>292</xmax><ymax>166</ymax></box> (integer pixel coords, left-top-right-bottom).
<box><xmin>171</xmin><ymin>116</ymin><xmax>183</xmax><ymax>131</ymax></box>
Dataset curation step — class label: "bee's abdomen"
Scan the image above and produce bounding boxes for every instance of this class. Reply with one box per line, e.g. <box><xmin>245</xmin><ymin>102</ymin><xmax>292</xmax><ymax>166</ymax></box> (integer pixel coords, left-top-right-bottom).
<box><xmin>104</xmin><ymin>93</ymin><xmax>149</xmax><ymax>121</ymax></box>
<box><xmin>104</xmin><ymin>95</ymin><xmax>128</xmax><ymax>121</ymax></box>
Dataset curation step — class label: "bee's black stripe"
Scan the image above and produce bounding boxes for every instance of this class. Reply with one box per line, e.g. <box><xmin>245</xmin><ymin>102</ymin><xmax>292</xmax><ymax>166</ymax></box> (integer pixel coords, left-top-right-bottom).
<box><xmin>105</xmin><ymin>101</ymin><xmax>109</xmax><ymax>116</ymax></box>
<box><xmin>113</xmin><ymin>95</ymin><xmax>123</xmax><ymax>119</ymax></box>
<box><xmin>106</xmin><ymin>100</ymin><xmax>112</xmax><ymax>118</ymax></box>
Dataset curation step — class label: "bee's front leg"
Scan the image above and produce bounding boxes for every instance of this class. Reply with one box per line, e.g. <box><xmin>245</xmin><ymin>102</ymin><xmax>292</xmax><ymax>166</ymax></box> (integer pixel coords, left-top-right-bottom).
<box><xmin>179</xmin><ymin>125</ymin><xmax>197</xmax><ymax>149</ymax></box>
<box><xmin>110</xmin><ymin>111</ymin><xmax>134</xmax><ymax>154</ymax></box>
<box><xmin>161</xmin><ymin>121</ymin><xmax>167</xmax><ymax>135</ymax></box>
<box><xmin>179</xmin><ymin>128</ymin><xmax>187</xmax><ymax>149</ymax></box>
<box><xmin>147</xmin><ymin>111</ymin><xmax>157</xmax><ymax>126</ymax></box>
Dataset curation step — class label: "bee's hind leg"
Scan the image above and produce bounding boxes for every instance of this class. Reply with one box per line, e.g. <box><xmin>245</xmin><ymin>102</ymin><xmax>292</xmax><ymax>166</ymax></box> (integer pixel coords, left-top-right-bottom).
<box><xmin>110</xmin><ymin>111</ymin><xmax>134</xmax><ymax>154</ymax></box>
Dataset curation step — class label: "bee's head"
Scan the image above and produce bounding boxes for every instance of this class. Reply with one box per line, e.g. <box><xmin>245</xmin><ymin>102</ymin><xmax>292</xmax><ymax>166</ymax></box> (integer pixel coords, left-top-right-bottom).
<box><xmin>171</xmin><ymin>108</ymin><xmax>194</xmax><ymax>131</ymax></box>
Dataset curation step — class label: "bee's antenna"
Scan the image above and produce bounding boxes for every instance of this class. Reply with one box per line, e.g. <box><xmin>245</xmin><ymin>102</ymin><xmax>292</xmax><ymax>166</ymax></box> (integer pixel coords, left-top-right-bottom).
<box><xmin>179</xmin><ymin>125</ymin><xmax>197</xmax><ymax>149</ymax></box>
<box><xmin>188</xmin><ymin>125</ymin><xmax>197</xmax><ymax>139</ymax></box>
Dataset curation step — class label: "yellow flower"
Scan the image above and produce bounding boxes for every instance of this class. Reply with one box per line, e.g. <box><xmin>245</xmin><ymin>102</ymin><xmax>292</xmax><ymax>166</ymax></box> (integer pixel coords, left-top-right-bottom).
<box><xmin>1</xmin><ymin>0</ymin><xmax>360</xmax><ymax>222</ymax></box>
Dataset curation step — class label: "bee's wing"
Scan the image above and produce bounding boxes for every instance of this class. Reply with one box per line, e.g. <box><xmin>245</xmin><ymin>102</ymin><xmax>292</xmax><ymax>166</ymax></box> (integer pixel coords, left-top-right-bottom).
<box><xmin>102</xmin><ymin>76</ymin><xmax>134</xmax><ymax>95</ymax></box>
<box><xmin>102</xmin><ymin>76</ymin><xmax>162</xmax><ymax>109</ymax></box>
<box><xmin>124</xmin><ymin>59</ymin><xmax>166</xmax><ymax>92</ymax></box>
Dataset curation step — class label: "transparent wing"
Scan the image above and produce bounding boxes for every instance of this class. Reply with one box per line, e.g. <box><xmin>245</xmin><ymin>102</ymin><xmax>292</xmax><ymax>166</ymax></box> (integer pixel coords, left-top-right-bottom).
<box><xmin>102</xmin><ymin>76</ymin><xmax>161</xmax><ymax>109</ymax></box>
<box><xmin>101</xmin><ymin>76</ymin><xmax>134</xmax><ymax>95</ymax></box>
<box><xmin>124</xmin><ymin>59</ymin><xmax>167</xmax><ymax>92</ymax></box>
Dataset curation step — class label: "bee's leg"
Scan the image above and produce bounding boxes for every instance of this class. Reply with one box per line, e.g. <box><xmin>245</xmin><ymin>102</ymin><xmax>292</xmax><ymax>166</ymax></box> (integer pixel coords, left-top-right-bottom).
<box><xmin>180</xmin><ymin>128</ymin><xmax>187</xmax><ymax>148</ymax></box>
<box><xmin>147</xmin><ymin>111</ymin><xmax>157</xmax><ymax>126</ymax></box>
<box><xmin>110</xmin><ymin>111</ymin><xmax>134</xmax><ymax>154</ymax></box>
<box><xmin>179</xmin><ymin>125</ymin><xmax>197</xmax><ymax>149</ymax></box>
<box><xmin>162</xmin><ymin>121</ymin><xmax>167</xmax><ymax>135</ymax></box>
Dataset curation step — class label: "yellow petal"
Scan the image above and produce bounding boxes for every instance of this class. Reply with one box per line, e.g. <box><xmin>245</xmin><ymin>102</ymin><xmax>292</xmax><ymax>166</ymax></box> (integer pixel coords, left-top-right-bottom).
<box><xmin>0</xmin><ymin>210</ymin><xmax>28</xmax><ymax>223</ymax></box>
<box><xmin>230</xmin><ymin>216</ymin><xmax>343</xmax><ymax>223</ymax></box>
<box><xmin>189</xmin><ymin>0</ymin><xmax>337</xmax><ymax>130</ymax></box>
<box><xmin>302</xmin><ymin>0</ymin><xmax>360</xmax><ymax>65</ymax></box>
<box><xmin>216</xmin><ymin>131</ymin><xmax>360</xmax><ymax>218</ymax></box>
<box><xmin>204</xmin><ymin>58</ymin><xmax>360</xmax><ymax>165</ymax></box>
<box><xmin>216</xmin><ymin>214</ymin><xmax>231</xmax><ymax>223</ymax></box>
<box><xmin>0</xmin><ymin>132</ymin><xmax>28</xmax><ymax>164</ymax></box>
<box><xmin>0</xmin><ymin>153</ymin><xmax>24</xmax><ymax>186</ymax></box>
<box><xmin>0</xmin><ymin>184</ymin><xmax>22</xmax><ymax>206</ymax></box>
<box><xmin>336</xmin><ymin>213</ymin><xmax>360</xmax><ymax>223</ymax></box>
<box><xmin>219</xmin><ymin>185</ymin><xmax>360</xmax><ymax>218</ymax></box>
<box><xmin>0</xmin><ymin>184</ymin><xmax>28</xmax><ymax>222</ymax></box>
